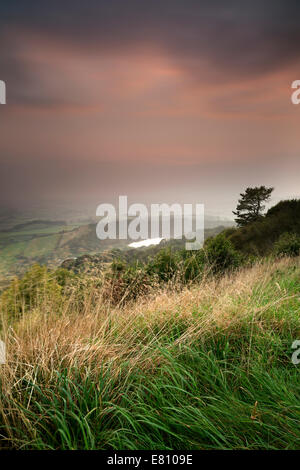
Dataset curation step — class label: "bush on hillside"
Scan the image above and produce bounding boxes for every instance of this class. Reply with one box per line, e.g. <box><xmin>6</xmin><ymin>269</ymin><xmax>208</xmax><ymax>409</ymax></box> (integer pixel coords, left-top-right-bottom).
<box><xmin>102</xmin><ymin>260</ymin><xmax>155</xmax><ymax>305</ymax></box>
<box><xmin>274</xmin><ymin>232</ymin><xmax>300</xmax><ymax>258</ymax></box>
<box><xmin>204</xmin><ymin>233</ymin><xmax>241</xmax><ymax>273</ymax></box>
<box><xmin>180</xmin><ymin>249</ymin><xmax>206</xmax><ymax>282</ymax></box>
<box><xmin>0</xmin><ymin>265</ymin><xmax>73</xmax><ymax>319</ymax></box>
<box><xmin>146</xmin><ymin>248</ymin><xmax>179</xmax><ymax>282</ymax></box>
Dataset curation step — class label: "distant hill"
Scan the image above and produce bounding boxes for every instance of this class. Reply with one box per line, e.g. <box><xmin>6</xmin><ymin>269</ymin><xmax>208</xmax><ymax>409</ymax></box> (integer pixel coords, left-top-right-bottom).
<box><xmin>226</xmin><ymin>199</ymin><xmax>300</xmax><ymax>255</ymax></box>
<box><xmin>8</xmin><ymin>220</ymin><xmax>66</xmax><ymax>232</ymax></box>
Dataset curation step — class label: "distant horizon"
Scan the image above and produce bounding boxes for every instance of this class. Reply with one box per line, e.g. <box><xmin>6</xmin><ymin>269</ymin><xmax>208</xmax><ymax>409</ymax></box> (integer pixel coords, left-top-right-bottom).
<box><xmin>0</xmin><ymin>189</ymin><xmax>298</xmax><ymax>222</ymax></box>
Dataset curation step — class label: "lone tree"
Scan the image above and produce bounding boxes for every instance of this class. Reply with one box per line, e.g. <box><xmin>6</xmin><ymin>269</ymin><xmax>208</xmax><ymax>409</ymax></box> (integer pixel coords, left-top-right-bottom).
<box><xmin>233</xmin><ymin>186</ymin><xmax>274</xmax><ymax>227</ymax></box>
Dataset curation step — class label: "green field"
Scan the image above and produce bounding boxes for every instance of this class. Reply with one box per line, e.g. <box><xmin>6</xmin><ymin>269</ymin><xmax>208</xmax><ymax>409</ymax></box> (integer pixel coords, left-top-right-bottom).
<box><xmin>0</xmin><ymin>221</ymin><xmax>81</xmax><ymax>283</ymax></box>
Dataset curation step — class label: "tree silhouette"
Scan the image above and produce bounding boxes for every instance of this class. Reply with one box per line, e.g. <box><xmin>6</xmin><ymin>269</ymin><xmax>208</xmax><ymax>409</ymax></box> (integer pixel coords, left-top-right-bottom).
<box><xmin>233</xmin><ymin>186</ymin><xmax>273</xmax><ymax>227</ymax></box>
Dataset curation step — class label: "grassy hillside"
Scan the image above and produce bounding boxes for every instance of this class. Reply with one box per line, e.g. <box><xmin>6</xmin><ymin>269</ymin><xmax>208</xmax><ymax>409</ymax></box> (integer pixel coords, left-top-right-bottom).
<box><xmin>1</xmin><ymin>256</ymin><xmax>300</xmax><ymax>449</ymax></box>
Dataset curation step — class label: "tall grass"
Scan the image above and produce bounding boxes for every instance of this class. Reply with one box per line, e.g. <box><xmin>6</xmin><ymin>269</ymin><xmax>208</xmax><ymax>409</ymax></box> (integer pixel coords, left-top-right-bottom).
<box><xmin>1</xmin><ymin>257</ymin><xmax>300</xmax><ymax>449</ymax></box>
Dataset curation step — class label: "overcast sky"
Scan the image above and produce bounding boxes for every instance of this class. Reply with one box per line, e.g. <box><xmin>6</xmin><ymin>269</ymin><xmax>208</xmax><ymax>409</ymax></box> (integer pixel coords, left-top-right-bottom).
<box><xmin>0</xmin><ymin>1</ymin><xmax>300</xmax><ymax>217</ymax></box>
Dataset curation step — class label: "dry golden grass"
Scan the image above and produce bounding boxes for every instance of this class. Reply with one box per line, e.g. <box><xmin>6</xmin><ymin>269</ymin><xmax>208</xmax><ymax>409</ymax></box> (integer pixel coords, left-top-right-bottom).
<box><xmin>0</xmin><ymin>256</ymin><xmax>297</xmax><ymax>381</ymax></box>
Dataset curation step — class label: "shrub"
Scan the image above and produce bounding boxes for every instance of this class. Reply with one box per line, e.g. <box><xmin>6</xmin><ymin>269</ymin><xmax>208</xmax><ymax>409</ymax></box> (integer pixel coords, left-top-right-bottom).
<box><xmin>1</xmin><ymin>264</ymin><xmax>64</xmax><ymax>319</ymax></box>
<box><xmin>180</xmin><ymin>249</ymin><xmax>206</xmax><ymax>282</ymax></box>
<box><xmin>274</xmin><ymin>232</ymin><xmax>300</xmax><ymax>258</ymax></box>
<box><xmin>146</xmin><ymin>248</ymin><xmax>179</xmax><ymax>282</ymax></box>
<box><xmin>0</xmin><ymin>265</ymin><xmax>77</xmax><ymax>321</ymax></box>
<box><xmin>204</xmin><ymin>233</ymin><xmax>240</xmax><ymax>273</ymax></box>
<box><xmin>102</xmin><ymin>260</ymin><xmax>155</xmax><ymax>305</ymax></box>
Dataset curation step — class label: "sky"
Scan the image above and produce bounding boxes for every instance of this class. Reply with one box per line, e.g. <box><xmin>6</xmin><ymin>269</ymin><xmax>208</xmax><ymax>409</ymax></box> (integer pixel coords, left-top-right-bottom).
<box><xmin>0</xmin><ymin>0</ymin><xmax>300</xmax><ymax>218</ymax></box>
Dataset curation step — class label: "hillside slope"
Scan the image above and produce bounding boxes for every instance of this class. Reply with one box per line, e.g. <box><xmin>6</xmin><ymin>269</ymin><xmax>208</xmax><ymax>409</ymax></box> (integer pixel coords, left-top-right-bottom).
<box><xmin>1</xmin><ymin>256</ymin><xmax>300</xmax><ymax>449</ymax></box>
<box><xmin>227</xmin><ymin>199</ymin><xmax>300</xmax><ymax>255</ymax></box>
